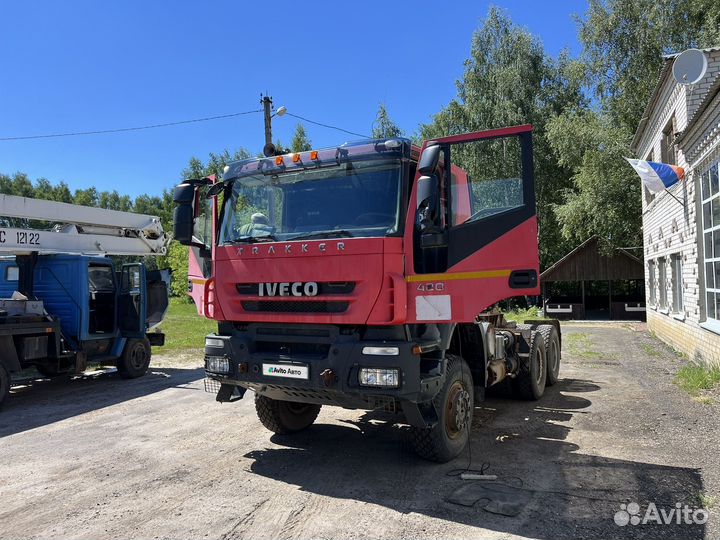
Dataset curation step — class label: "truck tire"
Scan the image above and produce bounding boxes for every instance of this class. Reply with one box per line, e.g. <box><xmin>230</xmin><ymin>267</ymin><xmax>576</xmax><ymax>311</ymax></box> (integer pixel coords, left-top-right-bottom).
<box><xmin>537</xmin><ymin>324</ymin><xmax>560</xmax><ymax>386</ymax></box>
<box><xmin>255</xmin><ymin>395</ymin><xmax>322</xmax><ymax>434</ymax></box>
<box><xmin>513</xmin><ymin>331</ymin><xmax>546</xmax><ymax>400</ymax></box>
<box><xmin>0</xmin><ymin>362</ymin><xmax>9</xmax><ymax>408</ymax></box>
<box><xmin>410</xmin><ymin>354</ymin><xmax>473</xmax><ymax>463</ymax></box>
<box><xmin>117</xmin><ymin>338</ymin><xmax>151</xmax><ymax>379</ymax></box>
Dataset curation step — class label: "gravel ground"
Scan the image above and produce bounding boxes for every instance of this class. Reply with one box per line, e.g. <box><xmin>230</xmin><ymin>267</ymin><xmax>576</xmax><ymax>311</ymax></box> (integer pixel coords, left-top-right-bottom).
<box><xmin>0</xmin><ymin>323</ymin><xmax>718</xmax><ymax>540</ymax></box>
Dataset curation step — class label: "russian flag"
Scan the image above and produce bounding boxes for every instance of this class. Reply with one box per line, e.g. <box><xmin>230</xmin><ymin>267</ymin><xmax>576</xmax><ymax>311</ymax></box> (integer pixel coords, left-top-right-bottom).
<box><xmin>625</xmin><ymin>158</ymin><xmax>685</xmax><ymax>193</ymax></box>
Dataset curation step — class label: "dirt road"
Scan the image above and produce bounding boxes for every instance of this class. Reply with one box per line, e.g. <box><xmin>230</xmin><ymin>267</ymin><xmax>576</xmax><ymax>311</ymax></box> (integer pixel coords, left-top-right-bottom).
<box><xmin>1</xmin><ymin>324</ymin><xmax>718</xmax><ymax>539</ymax></box>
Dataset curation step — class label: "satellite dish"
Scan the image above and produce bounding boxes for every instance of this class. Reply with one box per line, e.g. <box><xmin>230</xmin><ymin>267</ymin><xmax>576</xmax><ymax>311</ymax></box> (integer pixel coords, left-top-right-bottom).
<box><xmin>673</xmin><ymin>48</ymin><xmax>707</xmax><ymax>85</ymax></box>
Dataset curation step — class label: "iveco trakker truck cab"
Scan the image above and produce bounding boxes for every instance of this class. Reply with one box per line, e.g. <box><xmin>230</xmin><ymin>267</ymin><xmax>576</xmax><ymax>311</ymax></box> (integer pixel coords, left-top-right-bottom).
<box><xmin>174</xmin><ymin>125</ymin><xmax>560</xmax><ymax>461</ymax></box>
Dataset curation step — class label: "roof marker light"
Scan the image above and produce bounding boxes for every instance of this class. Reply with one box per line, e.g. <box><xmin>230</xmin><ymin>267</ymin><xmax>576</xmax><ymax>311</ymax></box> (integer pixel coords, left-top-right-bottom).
<box><xmin>310</xmin><ymin>150</ymin><xmax>319</xmax><ymax>160</ymax></box>
<box><xmin>275</xmin><ymin>156</ymin><xmax>284</xmax><ymax>166</ymax></box>
<box><xmin>292</xmin><ymin>153</ymin><xmax>302</xmax><ymax>163</ymax></box>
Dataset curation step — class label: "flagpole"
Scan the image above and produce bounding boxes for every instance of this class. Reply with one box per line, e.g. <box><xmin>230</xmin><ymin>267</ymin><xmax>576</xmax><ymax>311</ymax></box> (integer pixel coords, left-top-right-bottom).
<box><xmin>664</xmin><ymin>188</ymin><xmax>685</xmax><ymax>207</ymax></box>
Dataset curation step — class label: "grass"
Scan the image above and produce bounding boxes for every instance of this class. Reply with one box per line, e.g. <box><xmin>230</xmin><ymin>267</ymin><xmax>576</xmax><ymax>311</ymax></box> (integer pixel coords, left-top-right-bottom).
<box><xmin>563</xmin><ymin>332</ymin><xmax>607</xmax><ymax>359</ymax></box>
<box><xmin>695</xmin><ymin>492</ymin><xmax>717</xmax><ymax>509</ymax></box>
<box><xmin>675</xmin><ymin>363</ymin><xmax>720</xmax><ymax>397</ymax></box>
<box><xmin>154</xmin><ymin>298</ymin><xmax>217</xmax><ymax>352</ymax></box>
<box><xmin>640</xmin><ymin>343</ymin><xmax>663</xmax><ymax>358</ymax></box>
<box><xmin>502</xmin><ymin>306</ymin><xmax>547</xmax><ymax>323</ymax></box>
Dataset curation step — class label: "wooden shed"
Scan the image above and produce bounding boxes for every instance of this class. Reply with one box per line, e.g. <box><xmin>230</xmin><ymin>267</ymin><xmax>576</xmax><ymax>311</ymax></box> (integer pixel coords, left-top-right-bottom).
<box><xmin>541</xmin><ymin>236</ymin><xmax>646</xmax><ymax>320</ymax></box>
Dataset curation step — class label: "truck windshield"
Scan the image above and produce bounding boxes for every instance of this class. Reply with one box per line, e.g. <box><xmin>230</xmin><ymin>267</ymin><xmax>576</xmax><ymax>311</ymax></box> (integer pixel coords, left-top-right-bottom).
<box><xmin>219</xmin><ymin>159</ymin><xmax>402</xmax><ymax>243</ymax></box>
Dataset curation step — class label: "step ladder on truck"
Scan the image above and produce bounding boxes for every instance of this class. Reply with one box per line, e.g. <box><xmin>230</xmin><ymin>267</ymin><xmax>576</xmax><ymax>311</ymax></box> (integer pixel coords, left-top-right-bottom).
<box><xmin>0</xmin><ymin>194</ymin><xmax>171</xmax><ymax>407</ymax></box>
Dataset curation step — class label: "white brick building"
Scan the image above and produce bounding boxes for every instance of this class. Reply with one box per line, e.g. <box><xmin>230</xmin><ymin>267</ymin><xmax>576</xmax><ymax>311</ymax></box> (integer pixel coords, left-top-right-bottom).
<box><xmin>633</xmin><ymin>47</ymin><xmax>720</xmax><ymax>366</ymax></box>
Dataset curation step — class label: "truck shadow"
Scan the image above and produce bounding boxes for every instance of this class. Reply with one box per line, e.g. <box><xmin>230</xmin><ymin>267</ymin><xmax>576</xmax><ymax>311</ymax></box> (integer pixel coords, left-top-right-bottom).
<box><xmin>244</xmin><ymin>378</ymin><xmax>705</xmax><ymax>540</ymax></box>
<box><xmin>0</xmin><ymin>367</ymin><xmax>204</xmax><ymax>437</ymax></box>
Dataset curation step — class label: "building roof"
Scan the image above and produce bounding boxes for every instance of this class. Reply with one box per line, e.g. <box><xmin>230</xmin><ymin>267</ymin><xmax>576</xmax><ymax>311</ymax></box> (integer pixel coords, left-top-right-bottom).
<box><xmin>540</xmin><ymin>236</ymin><xmax>644</xmax><ymax>282</ymax></box>
<box><xmin>631</xmin><ymin>46</ymin><xmax>720</xmax><ymax>152</ymax></box>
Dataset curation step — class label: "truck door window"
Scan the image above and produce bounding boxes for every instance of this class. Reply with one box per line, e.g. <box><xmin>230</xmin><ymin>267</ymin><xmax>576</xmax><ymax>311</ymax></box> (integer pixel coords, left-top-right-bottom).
<box><xmin>6</xmin><ymin>266</ymin><xmax>18</xmax><ymax>281</ymax></box>
<box><xmin>88</xmin><ymin>264</ymin><xmax>116</xmax><ymax>334</ymax></box>
<box><xmin>449</xmin><ymin>137</ymin><xmax>524</xmax><ymax>227</ymax></box>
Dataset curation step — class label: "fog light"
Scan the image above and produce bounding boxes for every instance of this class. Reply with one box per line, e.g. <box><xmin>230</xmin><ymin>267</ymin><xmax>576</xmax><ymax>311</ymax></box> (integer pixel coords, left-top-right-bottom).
<box><xmin>206</xmin><ymin>355</ymin><xmax>229</xmax><ymax>373</ymax></box>
<box><xmin>359</xmin><ymin>368</ymin><xmax>399</xmax><ymax>388</ymax></box>
<box><xmin>205</xmin><ymin>337</ymin><xmax>224</xmax><ymax>348</ymax></box>
<box><xmin>362</xmin><ymin>346</ymin><xmax>399</xmax><ymax>356</ymax></box>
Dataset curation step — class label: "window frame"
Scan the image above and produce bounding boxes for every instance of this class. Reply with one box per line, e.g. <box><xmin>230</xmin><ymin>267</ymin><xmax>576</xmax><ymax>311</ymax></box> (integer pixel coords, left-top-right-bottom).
<box><xmin>670</xmin><ymin>253</ymin><xmax>683</xmax><ymax>315</ymax></box>
<box><xmin>700</xmin><ymin>161</ymin><xmax>720</xmax><ymax>330</ymax></box>
<box><xmin>648</xmin><ymin>259</ymin><xmax>656</xmax><ymax>306</ymax></box>
<box><xmin>658</xmin><ymin>256</ymin><xmax>668</xmax><ymax>311</ymax></box>
<box><xmin>661</xmin><ymin>115</ymin><xmax>677</xmax><ymax>165</ymax></box>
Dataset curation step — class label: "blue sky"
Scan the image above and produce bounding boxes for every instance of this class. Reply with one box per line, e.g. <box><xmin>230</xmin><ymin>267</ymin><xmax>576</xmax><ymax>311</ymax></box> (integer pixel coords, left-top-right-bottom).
<box><xmin>0</xmin><ymin>0</ymin><xmax>588</xmax><ymax>198</ymax></box>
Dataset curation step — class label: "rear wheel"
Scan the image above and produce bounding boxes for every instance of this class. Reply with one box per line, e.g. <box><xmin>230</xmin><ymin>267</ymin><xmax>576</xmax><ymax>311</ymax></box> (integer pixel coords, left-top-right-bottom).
<box><xmin>410</xmin><ymin>354</ymin><xmax>474</xmax><ymax>462</ymax></box>
<box><xmin>117</xmin><ymin>338</ymin><xmax>151</xmax><ymax>379</ymax></box>
<box><xmin>255</xmin><ymin>395</ymin><xmax>322</xmax><ymax>434</ymax></box>
<box><xmin>537</xmin><ymin>324</ymin><xmax>560</xmax><ymax>386</ymax></box>
<box><xmin>513</xmin><ymin>331</ymin><xmax>547</xmax><ymax>400</ymax></box>
<box><xmin>0</xmin><ymin>363</ymin><xmax>9</xmax><ymax>408</ymax></box>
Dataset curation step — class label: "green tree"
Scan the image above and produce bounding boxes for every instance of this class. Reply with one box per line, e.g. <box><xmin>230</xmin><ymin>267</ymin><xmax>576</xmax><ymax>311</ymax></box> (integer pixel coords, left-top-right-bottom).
<box><xmin>290</xmin><ymin>123</ymin><xmax>312</xmax><ymax>152</ymax></box>
<box><xmin>372</xmin><ymin>104</ymin><xmax>403</xmax><ymax>139</ymax></box>
<box><xmin>579</xmin><ymin>0</ymin><xmax>720</xmax><ymax>132</ymax></box>
<box><xmin>182</xmin><ymin>148</ymin><xmax>251</xmax><ymax>180</ymax></box>
<box><xmin>420</xmin><ymin>7</ymin><xmax>585</xmax><ymax>267</ymax></box>
<box><xmin>547</xmin><ymin>110</ymin><xmax>641</xmax><ymax>250</ymax></box>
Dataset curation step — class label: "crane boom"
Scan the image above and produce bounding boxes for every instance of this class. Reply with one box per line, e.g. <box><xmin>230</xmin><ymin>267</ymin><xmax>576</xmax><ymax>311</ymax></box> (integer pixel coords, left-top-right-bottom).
<box><xmin>0</xmin><ymin>194</ymin><xmax>168</xmax><ymax>256</ymax></box>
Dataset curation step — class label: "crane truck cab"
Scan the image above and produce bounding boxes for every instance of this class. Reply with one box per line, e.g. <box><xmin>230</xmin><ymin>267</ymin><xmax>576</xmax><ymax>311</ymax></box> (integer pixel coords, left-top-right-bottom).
<box><xmin>174</xmin><ymin>125</ymin><xmax>561</xmax><ymax>462</ymax></box>
<box><xmin>0</xmin><ymin>195</ymin><xmax>170</xmax><ymax>408</ymax></box>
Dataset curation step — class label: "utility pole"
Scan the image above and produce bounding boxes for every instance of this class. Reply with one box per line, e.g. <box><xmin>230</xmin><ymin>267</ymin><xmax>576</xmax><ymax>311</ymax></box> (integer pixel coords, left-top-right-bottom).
<box><xmin>260</xmin><ymin>94</ymin><xmax>287</xmax><ymax>156</ymax></box>
<box><xmin>261</xmin><ymin>94</ymin><xmax>273</xmax><ymax>147</ymax></box>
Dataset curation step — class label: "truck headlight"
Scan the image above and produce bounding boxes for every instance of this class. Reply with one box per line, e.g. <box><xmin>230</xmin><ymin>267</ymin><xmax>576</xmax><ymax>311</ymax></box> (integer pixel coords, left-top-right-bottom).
<box><xmin>205</xmin><ymin>337</ymin><xmax>225</xmax><ymax>348</ymax></box>
<box><xmin>362</xmin><ymin>346</ymin><xmax>399</xmax><ymax>356</ymax></box>
<box><xmin>359</xmin><ymin>368</ymin><xmax>399</xmax><ymax>388</ymax></box>
<box><xmin>206</xmin><ymin>356</ymin><xmax>229</xmax><ymax>373</ymax></box>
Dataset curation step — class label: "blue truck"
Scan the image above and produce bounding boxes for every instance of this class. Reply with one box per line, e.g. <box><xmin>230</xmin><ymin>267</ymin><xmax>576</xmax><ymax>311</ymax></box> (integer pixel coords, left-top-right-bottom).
<box><xmin>0</xmin><ymin>194</ymin><xmax>171</xmax><ymax>407</ymax></box>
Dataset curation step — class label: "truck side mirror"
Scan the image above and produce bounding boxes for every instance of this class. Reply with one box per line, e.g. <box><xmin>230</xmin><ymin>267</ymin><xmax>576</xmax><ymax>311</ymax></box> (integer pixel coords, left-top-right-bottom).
<box><xmin>173</xmin><ymin>204</ymin><xmax>195</xmax><ymax>245</ymax></box>
<box><xmin>172</xmin><ymin>182</ymin><xmax>198</xmax><ymax>246</ymax></box>
<box><xmin>417</xmin><ymin>143</ymin><xmax>441</xmax><ymax>175</ymax></box>
<box><xmin>415</xmin><ymin>175</ymin><xmax>440</xmax><ymax>232</ymax></box>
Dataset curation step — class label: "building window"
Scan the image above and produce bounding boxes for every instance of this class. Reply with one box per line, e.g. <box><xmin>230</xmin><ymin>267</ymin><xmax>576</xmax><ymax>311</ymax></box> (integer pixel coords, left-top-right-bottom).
<box><xmin>661</xmin><ymin>115</ymin><xmax>677</xmax><ymax>164</ymax></box>
<box><xmin>648</xmin><ymin>260</ymin><xmax>656</xmax><ymax>305</ymax></box>
<box><xmin>671</xmin><ymin>253</ymin><xmax>683</xmax><ymax>314</ymax></box>
<box><xmin>701</xmin><ymin>162</ymin><xmax>720</xmax><ymax>322</ymax></box>
<box><xmin>658</xmin><ymin>257</ymin><xmax>667</xmax><ymax>310</ymax></box>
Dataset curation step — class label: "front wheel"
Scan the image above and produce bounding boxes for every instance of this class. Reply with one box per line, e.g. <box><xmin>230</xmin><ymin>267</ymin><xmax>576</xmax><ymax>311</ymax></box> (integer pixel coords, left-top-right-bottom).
<box><xmin>410</xmin><ymin>354</ymin><xmax>474</xmax><ymax>462</ymax></box>
<box><xmin>117</xmin><ymin>338</ymin><xmax>151</xmax><ymax>379</ymax></box>
<box><xmin>255</xmin><ymin>395</ymin><xmax>322</xmax><ymax>434</ymax></box>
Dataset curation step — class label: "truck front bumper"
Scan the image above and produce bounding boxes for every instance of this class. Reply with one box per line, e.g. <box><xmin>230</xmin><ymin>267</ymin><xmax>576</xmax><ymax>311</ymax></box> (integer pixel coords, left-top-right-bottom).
<box><xmin>203</xmin><ymin>323</ymin><xmax>444</xmax><ymax>415</ymax></box>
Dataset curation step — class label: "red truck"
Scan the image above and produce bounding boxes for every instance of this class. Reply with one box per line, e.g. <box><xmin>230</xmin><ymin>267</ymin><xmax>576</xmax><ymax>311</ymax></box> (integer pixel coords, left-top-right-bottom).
<box><xmin>173</xmin><ymin>125</ymin><xmax>560</xmax><ymax>461</ymax></box>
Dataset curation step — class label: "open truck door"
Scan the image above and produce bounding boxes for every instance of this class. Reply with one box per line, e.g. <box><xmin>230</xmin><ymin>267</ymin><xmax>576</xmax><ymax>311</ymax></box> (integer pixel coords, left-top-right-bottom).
<box><xmin>405</xmin><ymin>125</ymin><xmax>540</xmax><ymax>322</ymax></box>
<box><xmin>119</xmin><ymin>262</ymin><xmax>147</xmax><ymax>337</ymax></box>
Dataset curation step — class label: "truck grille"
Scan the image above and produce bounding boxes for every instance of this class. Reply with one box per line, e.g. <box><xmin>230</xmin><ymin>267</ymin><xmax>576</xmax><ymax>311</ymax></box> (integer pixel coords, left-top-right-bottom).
<box><xmin>236</xmin><ymin>282</ymin><xmax>356</xmax><ymax>295</ymax></box>
<box><xmin>241</xmin><ymin>300</ymin><xmax>349</xmax><ymax>313</ymax></box>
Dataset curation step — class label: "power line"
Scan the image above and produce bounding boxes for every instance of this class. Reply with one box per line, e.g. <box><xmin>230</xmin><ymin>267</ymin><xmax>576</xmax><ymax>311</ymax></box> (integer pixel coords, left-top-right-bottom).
<box><xmin>0</xmin><ymin>108</ymin><xmax>371</xmax><ymax>142</ymax></box>
<box><xmin>0</xmin><ymin>109</ymin><xmax>263</xmax><ymax>141</ymax></box>
<box><xmin>285</xmin><ymin>112</ymin><xmax>370</xmax><ymax>139</ymax></box>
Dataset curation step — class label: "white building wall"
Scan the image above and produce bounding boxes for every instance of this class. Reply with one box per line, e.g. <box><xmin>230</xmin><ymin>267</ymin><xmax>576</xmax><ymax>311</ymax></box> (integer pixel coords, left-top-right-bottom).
<box><xmin>638</xmin><ymin>50</ymin><xmax>720</xmax><ymax>366</ymax></box>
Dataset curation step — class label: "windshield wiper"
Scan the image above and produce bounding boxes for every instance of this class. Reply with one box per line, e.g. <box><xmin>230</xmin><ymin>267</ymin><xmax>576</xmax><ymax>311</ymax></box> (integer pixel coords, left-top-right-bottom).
<box><xmin>226</xmin><ymin>234</ymin><xmax>277</xmax><ymax>243</ymax></box>
<box><xmin>286</xmin><ymin>230</ymin><xmax>354</xmax><ymax>241</ymax></box>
